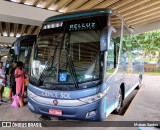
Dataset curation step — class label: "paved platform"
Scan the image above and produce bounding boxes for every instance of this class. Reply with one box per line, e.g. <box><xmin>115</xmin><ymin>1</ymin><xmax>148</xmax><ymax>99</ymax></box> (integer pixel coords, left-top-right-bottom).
<box><xmin>0</xmin><ymin>75</ymin><xmax>160</xmax><ymax>130</ymax></box>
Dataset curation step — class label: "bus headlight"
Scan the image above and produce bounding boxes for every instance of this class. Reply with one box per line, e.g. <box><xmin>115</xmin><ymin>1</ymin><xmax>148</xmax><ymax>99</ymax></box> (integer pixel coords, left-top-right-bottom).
<box><xmin>79</xmin><ymin>88</ymin><xmax>109</xmax><ymax>103</ymax></box>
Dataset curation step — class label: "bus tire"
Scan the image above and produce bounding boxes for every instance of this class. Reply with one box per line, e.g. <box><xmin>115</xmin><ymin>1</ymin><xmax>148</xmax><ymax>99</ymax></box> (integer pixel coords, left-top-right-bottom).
<box><xmin>113</xmin><ymin>88</ymin><xmax>123</xmax><ymax>114</ymax></box>
<box><xmin>39</xmin><ymin>115</ymin><xmax>51</xmax><ymax>121</ymax></box>
<box><xmin>58</xmin><ymin>117</ymin><xmax>66</xmax><ymax>120</ymax></box>
<box><xmin>136</xmin><ymin>74</ymin><xmax>142</xmax><ymax>89</ymax></box>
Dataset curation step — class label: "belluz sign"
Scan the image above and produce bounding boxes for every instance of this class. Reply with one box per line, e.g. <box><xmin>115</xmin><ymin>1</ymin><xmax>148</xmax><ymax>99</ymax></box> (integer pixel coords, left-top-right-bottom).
<box><xmin>69</xmin><ymin>22</ymin><xmax>96</xmax><ymax>31</ymax></box>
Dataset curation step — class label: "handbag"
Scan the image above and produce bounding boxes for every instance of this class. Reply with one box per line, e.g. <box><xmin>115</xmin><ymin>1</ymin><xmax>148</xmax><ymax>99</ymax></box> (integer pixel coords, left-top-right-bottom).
<box><xmin>2</xmin><ymin>86</ymin><xmax>12</xmax><ymax>98</ymax></box>
<box><xmin>11</xmin><ymin>95</ymin><xmax>19</xmax><ymax>108</ymax></box>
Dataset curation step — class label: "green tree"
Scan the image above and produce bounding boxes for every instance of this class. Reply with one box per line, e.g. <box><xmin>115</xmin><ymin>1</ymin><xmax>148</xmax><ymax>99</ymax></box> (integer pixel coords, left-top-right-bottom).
<box><xmin>122</xmin><ymin>30</ymin><xmax>160</xmax><ymax>66</ymax></box>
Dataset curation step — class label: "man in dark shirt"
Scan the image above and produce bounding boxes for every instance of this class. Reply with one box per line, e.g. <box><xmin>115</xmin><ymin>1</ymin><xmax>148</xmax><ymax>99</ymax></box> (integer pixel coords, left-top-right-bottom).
<box><xmin>8</xmin><ymin>61</ymin><xmax>17</xmax><ymax>96</ymax></box>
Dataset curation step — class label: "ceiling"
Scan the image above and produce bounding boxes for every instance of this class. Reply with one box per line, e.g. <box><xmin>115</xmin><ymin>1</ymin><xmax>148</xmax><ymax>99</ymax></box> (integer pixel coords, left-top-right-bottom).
<box><xmin>0</xmin><ymin>22</ymin><xmax>40</xmax><ymax>37</ymax></box>
<box><xmin>1</xmin><ymin>0</ymin><xmax>160</xmax><ymax>46</ymax></box>
<box><xmin>6</xmin><ymin>0</ymin><xmax>160</xmax><ymax>26</ymax></box>
<box><xmin>0</xmin><ymin>21</ymin><xmax>40</xmax><ymax>46</ymax></box>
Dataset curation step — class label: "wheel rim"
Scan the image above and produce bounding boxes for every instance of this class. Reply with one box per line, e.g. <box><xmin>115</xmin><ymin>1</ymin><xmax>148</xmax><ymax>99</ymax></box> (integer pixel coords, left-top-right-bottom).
<box><xmin>117</xmin><ymin>92</ymin><xmax>122</xmax><ymax>111</ymax></box>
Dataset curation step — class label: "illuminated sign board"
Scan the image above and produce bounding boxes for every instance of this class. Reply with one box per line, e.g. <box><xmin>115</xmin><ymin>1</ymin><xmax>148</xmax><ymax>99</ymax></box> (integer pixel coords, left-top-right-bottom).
<box><xmin>42</xmin><ymin>15</ymin><xmax>107</xmax><ymax>32</ymax></box>
<box><xmin>69</xmin><ymin>22</ymin><xmax>96</xmax><ymax>31</ymax></box>
<box><xmin>42</xmin><ymin>22</ymin><xmax>63</xmax><ymax>30</ymax></box>
<box><xmin>67</xmin><ymin>15</ymin><xmax>107</xmax><ymax>31</ymax></box>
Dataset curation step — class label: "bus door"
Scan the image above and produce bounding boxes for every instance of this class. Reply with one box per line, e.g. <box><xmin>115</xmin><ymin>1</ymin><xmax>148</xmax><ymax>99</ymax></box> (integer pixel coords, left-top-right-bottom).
<box><xmin>101</xmin><ymin>23</ymin><xmax>122</xmax><ymax>115</ymax></box>
<box><xmin>121</xmin><ymin>24</ymin><xmax>136</xmax><ymax>97</ymax></box>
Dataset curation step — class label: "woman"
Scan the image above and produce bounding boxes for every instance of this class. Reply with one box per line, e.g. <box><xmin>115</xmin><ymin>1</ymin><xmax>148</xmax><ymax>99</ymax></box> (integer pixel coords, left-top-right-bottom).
<box><xmin>0</xmin><ymin>62</ymin><xmax>5</xmax><ymax>104</ymax></box>
<box><xmin>14</xmin><ymin>61</ymin><xmax>25</xmax><ymax>106</ymax></box>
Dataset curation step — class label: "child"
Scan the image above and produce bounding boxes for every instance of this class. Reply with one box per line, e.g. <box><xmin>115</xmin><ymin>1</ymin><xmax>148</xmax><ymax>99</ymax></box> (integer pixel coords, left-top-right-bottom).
<box><xmin>0</xmin><ymin>62</ymin><xmax>6</xmax><ymax>104</ymax></box>
<box><xmin>14</xmin><ymin>61</ymin><xmax>25</xmax><ymax>106</ymax></box>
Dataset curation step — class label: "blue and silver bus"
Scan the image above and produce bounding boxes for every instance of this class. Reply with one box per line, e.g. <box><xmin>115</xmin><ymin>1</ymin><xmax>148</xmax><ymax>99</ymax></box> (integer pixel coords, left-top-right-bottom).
<box><xmin>6</xmin><ymin>35</ymin><xmax>36</xmax><ymax>74</ymax></box>
<box><xmin>28</xmin><ymin>9</ymin><xmax>143</xmax><ymax>121</ymax></box>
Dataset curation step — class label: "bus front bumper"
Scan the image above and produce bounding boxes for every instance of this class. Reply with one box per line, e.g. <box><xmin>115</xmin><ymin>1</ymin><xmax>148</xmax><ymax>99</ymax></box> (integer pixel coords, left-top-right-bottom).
<box><xmin>28</xmin><ymin>97</ymin><xmax>105</xmax><ymax>121</ymax></box>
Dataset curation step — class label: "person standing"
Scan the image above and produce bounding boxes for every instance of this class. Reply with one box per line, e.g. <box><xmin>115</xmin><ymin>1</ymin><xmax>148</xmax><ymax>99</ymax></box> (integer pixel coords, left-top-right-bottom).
<box><xmin>8</xmin><ymin>61</ymin><xmax>17</xmax><ymax>96</ymax></box>
<box><xmin>14</xmin><ymin>61</ymin><xmax>25</xmax><ymax>106</ymax></box>
<box><xmin>0</xmin><ymin>62</ymin><xmax>6</xmax><ymax>104</ymax></box>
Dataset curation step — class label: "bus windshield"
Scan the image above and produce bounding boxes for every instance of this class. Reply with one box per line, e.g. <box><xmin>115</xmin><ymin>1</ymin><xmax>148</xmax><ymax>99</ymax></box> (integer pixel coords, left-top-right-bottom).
<box><xmin>30</xmin><ymin>29</ymin><xmax>101</xmax><ymax>86</ymax></box>
<box><xmin>30</xmin><ymin>15</ymin><xmax>108</xmax><ymax>88</ymax></box>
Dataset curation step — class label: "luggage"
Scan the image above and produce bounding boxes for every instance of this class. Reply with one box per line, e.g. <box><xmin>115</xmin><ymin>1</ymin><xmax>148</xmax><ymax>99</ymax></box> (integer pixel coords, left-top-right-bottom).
<box><xmin>2</xmin><ymin>86</ymin><xmax>12</xmax><ymax>98</ymax></box>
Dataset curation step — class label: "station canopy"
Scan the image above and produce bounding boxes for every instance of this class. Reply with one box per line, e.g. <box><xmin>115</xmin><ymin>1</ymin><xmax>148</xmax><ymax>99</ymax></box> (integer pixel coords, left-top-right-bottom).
<box><xmin>1</xmin><ymin>0</ymin><xmax>160</xmax><ymax>46</ymax></box>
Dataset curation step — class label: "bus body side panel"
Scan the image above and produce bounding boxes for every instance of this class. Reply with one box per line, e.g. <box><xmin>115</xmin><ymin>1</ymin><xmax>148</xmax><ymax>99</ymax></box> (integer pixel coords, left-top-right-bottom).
<box><xmin>28</xmin><ymin>83</ymin><xmax>99</xmax><ymax>100</ymax></box>
<box><xmin>120</xmin><ymin>51</ymin><xmax>143</xmax><ymax>99</ymax></box>
<box><xmin>104</xmin><ymin>72</ymin><xmax>125</xmax><ymax>116</ymax></box>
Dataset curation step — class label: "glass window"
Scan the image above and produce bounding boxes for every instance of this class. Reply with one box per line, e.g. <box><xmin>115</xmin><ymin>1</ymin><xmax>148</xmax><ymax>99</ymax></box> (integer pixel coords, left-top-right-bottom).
<box><xmin>30</xmin><ymin>15</ymin><xmax>108</xmax><ymax>88</ymax></box>
<box><xmin>31</xmin><ymin>30</ymin><xmax>100</xmax><ymax>84</ymax></box>
<box><xmin>106</xmin><ymin>39</ymin><xmax>115</xmax><ymax>71</ymax></box>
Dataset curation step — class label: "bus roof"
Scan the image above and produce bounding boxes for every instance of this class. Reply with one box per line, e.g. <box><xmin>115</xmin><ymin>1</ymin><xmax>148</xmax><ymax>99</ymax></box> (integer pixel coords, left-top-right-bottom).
<box><xmin>14</xmin><ymin>35</ymin><xmax>36</xmax><ymax>43</ymax></box>
<box><xmin>13</xmin><ymin>35</ymin><xmax>36</xmax><ymax>48</ymax></box>
<box><xmin>44</xmin><ymin>9</ymin><xmax>112</xmax><ymax>23</ymax></box>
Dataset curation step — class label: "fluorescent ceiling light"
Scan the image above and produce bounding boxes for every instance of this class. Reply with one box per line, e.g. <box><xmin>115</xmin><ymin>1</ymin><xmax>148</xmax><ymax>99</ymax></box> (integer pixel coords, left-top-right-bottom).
<box><xmin>10</xmin><ymin>0</ymin><xmax>19</xmax><ymax>3</ymax></box>
<box><xmin>3</xmin><ymin>32</ymin><xmax>7</xmax><ymax>36</ymax></box>
<box><xmin>16</xmin><ymin>34</ymin><xmax>21</xmax><ymax>37</ymax></box>
<box><xmin>10</xmin><ymin>33</ymin><xmax>14</xmax><ymax>37</ymax></box>
<box><xmin>48</xmin><ymin>7</ymin><xmax>54</xmax><ymax>10</ymax></box>
<box><xmin>36</xmin><ymin>4</ymin><xmax>42</xmax><ymax>8</ymax></box>
<box><xmin>24</xmin><ymin>1</ymin><xmax>32</xmax><ymax>5</ymax></box>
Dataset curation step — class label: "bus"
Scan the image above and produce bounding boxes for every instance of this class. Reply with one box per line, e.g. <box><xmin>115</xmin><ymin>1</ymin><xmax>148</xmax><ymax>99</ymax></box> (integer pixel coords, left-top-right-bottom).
<box><xmin>6</xmin><ymin>35</ymin><xmax>36</xmax><ymax>74</ymax></box>
<box><xmin>28</xmin><ymin>9</ymin><xmax>144</xmax><ymax>121</ymax></box>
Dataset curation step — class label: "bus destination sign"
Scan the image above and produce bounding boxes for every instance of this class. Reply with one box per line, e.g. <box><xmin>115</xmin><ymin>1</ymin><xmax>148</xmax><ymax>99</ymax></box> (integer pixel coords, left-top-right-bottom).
<box><xmin>69</xmin><ymin>22</ymin><xmax>96</xmax><ymax>31</ymax></box>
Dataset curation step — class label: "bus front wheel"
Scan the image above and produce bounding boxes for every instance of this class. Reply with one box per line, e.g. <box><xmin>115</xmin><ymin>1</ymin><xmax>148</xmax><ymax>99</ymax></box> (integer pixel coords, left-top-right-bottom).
<box><xmin>136</xmin><ymin>74</ymin><xmax>143</xmax><ymax>89</ymax></box>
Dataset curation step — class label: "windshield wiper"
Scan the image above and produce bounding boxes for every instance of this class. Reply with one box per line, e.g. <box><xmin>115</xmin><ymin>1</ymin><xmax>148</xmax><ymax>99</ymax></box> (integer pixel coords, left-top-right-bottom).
<box><xmin>38</xmin><ymin>46</ymin><xmax>58</xmax><ymax>85</ymax></box>
<box><xmin>64</xmin><ymin>33</ymin><xmax>79</xmax><ymax>89</ymax></box>
<box><xmin>67</xmin><ymin>55</ymin><xmax>79</xmax><ymax>89</ymax></box>
<box><xmin>38</xmin><ymin>56</ymin><xmax>55</xmax><ymax>85</ymax></box>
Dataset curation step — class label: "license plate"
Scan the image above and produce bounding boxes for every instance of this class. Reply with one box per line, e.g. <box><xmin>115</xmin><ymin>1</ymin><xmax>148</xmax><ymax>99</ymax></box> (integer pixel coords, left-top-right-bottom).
<box><xmin>49</xmin><ymin>109</ymin><xmax>62</xmax><ymax>116</ymax></box>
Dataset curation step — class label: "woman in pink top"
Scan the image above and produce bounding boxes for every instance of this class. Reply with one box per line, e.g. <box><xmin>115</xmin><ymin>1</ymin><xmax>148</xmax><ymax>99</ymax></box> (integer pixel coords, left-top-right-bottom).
<box><xmin>14</xmin><ymin>61</ymin><xmax>25</xmax><ymax>98</ymax></box>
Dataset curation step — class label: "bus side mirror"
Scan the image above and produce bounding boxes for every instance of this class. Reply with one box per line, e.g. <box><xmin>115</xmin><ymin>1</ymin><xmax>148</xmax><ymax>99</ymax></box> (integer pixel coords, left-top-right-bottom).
<box><xmin>100</xmin><ymin>26</ymin><xmax>116</xmax><ymax>52</ymax></box>
<box><xmin>24</xmin><ymin>49</ymin><xmax>29</xmax><ymax>57</ymax></box>
<box><xmin>100</xmin><ymin>26</ymin><xmax>108</xmax><ymax>52</ymax></box>
<box><xmin>14</xmin><ymin>42</ymin><xmax>20</xmax><ymax>56</ymax></box>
